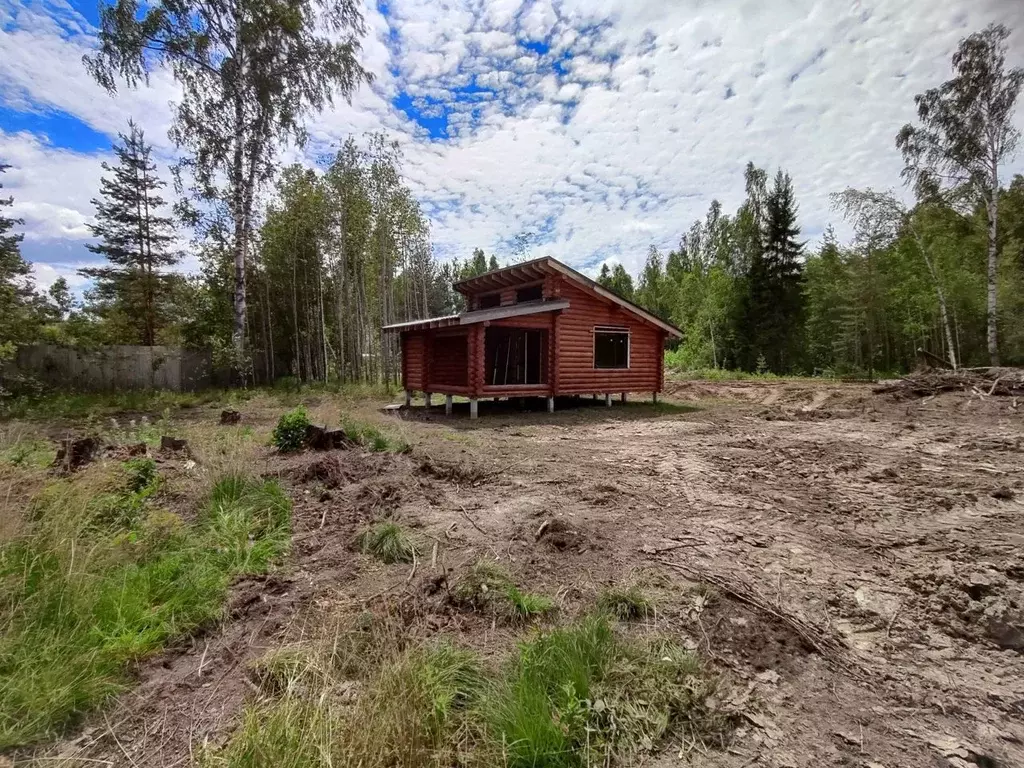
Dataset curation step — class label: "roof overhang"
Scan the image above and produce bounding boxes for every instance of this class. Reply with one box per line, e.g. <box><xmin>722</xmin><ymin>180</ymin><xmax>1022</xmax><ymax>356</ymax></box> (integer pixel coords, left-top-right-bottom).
<box><xmin>382</xmin><ymin>299</ymin><xmax>570</xmax><ymax>333</ymax></box>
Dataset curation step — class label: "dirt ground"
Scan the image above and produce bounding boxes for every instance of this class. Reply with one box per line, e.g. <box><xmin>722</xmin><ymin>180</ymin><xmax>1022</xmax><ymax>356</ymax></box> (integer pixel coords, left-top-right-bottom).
<box><xmin>34</xmin><ymin>379</ymin><xmax>1024</xmax><ymax>767</ymax></box>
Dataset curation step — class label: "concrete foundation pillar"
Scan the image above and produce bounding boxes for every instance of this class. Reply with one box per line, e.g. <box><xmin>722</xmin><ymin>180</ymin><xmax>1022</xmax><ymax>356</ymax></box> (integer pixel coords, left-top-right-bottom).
<box><xmin>469</xmin><ymin>398</ymin><xmax>479</xmax><ymax>419</ymax></box>
<box><xmin>653</xmin><ymin>392</ymin><xmax>659</xmax><ymax>405</ymax></box>
<box><xmin>404</xmin><ymin>390</ymin><xmax>412</xmax><ymax>407</ymax></box>
<box><xmin>547</xmin><ymin>396</ymin><xmax>555</xmax><ymax>413</ymax></box>
<box><xmin>605</xmin><ymin>393</ymin><xmax>612</xmax><ymax>407</ymax></box>
<box><xmin>621</xmin><ymin>392</ymin><xmax>628</xmax><ymax>403</ymax></box>
<box><xmin>424</xmin><ymin>392</ymin><xmax>432</xmax><ymax>407</ymax></box>
<box><xmin>445</xmin><ymin>394</ymin><xmax>453</xmax><ymax>416</ymax></box>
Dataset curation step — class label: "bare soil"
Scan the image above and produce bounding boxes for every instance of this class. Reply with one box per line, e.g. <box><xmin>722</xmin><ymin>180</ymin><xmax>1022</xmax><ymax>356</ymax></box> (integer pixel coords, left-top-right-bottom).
<box><xmin>39</xmin><ymin>379</ymin><xmax>1024</xmax><ymax>767</ymax></box>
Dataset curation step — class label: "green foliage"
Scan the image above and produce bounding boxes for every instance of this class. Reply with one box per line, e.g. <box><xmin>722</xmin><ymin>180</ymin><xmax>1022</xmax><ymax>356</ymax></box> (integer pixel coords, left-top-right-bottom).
<box><xmin>598</xmin><ymin>585</ymin><xmax>652</xmax><ymax>621</ymax></box>
<box><xmin>0</xmin><ymin>473</ymin><xmax>290</xmax><ymax>748</ymax></box>
<box><xmin>356</xmin><ymin>522</ymin><xmax>417</xmax><ymax>564</ymax></box>
<box><xmin>272</xmin><ymin>406</ymin><xmax>311</xmax><ymax>452</ymax></box>
<box><xmin>451</xmin><ymin>559</ymin><xmax>514</xmax><ymax>608</ymax></box>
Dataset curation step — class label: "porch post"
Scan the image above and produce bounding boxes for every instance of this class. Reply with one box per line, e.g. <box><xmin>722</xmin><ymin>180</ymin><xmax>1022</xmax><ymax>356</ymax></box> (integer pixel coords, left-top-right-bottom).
<box><xmin>621</xmin><ymin>392</ymin><xmax>628</xmax><ymax>403</ymax></box>
<box><xmin>404</xmin><ymin>390</ymin><xmax>412</xmax><ymax>407</ymax></box>
<box><xmin>470</xmin><ymin>398</ymin><xmax>479</xmax><ymax>419</ymax></box>
<box><xmin>547</xmin><ymin>396</ymin><xmax>555</xmax><ymax>413</ymax></box>
<box><xmin>445</xmin><ymin>394</ymin><xmax>453</xmax><ymax>416</ymax></box>
<box><xmin>425</xmin><ymin>392</ymin><xmax>432</xmax><ymax>408</ymax></box>
<box><xmin>653</xmin><ymin>392</ymin><xmax>659</xmax><ymax>405</ymax></box>
<box><xmin>605</xmin><ymin>393</ymin><xmax>612</xmax><ymax>407</ymax></box>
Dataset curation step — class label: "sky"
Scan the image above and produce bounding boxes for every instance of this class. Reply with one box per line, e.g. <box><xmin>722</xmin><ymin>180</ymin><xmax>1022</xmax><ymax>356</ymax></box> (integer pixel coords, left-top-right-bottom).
<box><xmin>1</xmin><ymin>0</ymin><xmax>1023</xmax><ymax>296</ymax></box>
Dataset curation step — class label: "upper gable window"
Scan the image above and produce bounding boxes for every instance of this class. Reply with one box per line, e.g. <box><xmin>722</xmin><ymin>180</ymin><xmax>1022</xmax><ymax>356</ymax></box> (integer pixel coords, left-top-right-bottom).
<box><xmin>515</xmin><ymin>285</ymin><xmax>543</xmax><ymax>303</ymax></box>
<box><xmin>478</xmin><ymin>293</ymin><xmax>500</xmax><ymax>309</ymax></box>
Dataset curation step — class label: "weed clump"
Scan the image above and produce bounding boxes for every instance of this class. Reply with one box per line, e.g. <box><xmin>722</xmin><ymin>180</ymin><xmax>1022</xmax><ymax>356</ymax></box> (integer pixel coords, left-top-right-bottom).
<box><xmin>344</xmin><ymin>418</ymin><xmax>409</xmax><ymax>453</ymax></box>
<box><xmin>356</xmin><ymin>522</ymin><xmax>418</xmax><ymax>564</ymax></box>
<box><xmin>452</xmin><ymin>560</ymin><xmax>556</xmax><ymax>621</ymax></box>
<box><xmin>598</xmin><ymin>585</ymin><xmax>653</xmax><ymax>621</ymax></box>
<box><xmin>272</xmin><ymin>406</ymin><xmax>312</xmax><ymax>453</ymax></box>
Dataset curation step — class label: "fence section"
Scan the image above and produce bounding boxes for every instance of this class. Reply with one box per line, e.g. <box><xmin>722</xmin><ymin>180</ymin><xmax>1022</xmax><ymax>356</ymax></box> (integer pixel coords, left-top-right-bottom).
<box><xmin>8</xmin><ymin>345</ymin><xmax>213</xmax><ymax>392</ymax></box>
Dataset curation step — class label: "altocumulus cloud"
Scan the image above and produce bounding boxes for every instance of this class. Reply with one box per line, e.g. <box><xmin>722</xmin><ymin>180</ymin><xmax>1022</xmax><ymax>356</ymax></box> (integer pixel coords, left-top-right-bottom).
<box><xmin>1</xmin><ymin>0</ymin><xmax>1023</xmax><ymax>291</ymax></box>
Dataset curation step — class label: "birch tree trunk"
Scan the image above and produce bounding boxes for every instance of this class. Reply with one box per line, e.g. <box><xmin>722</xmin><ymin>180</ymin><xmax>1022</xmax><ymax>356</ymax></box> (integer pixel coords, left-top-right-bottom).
<box><xmin>986</xmin><ymin>168</ymin><xmax>1000</xmax><ymax>366</ymax></box>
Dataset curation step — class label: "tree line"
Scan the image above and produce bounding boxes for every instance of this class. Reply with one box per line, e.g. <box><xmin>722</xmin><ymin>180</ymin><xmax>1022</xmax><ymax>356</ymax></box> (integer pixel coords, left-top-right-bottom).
<box><xmin>0</xmin><ymin>20</ymin><xmax>1021</xmax><ymax>384</ymax></box>
<box><xmin>601</xmin><ymin>24</ymin><xmax>1024</xmax><ymax>375</ymax></box>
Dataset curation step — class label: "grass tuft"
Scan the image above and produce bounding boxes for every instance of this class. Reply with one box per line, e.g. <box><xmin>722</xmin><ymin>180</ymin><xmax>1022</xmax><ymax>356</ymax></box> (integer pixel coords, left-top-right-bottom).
<box><xmin>343</xmin><ymin>418</ymin><xmax>409</xmax><ymax>453</ymax></box>
<box><xmin>504</xmin><ymin>585</ymin><xmax>557</xmax><ymax>621</ymax></box>
<box><xmin>356</xmin><ymin>522</ymin><xmax>418</xmax><ymax>564</ymax></box>
<box><xmin>598</xmin><ymin>585</ymin><xmax>653</xmax><ymax>621</ymax></box>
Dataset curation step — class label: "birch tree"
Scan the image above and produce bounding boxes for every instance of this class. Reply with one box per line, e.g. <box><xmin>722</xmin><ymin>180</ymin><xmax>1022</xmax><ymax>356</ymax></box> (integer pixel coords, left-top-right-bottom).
<box><xmin>831</xmin><ymin>188</ymin><xmax>959</xmax><ymax>369</ymax></box>
<box><xmin>85</xmin><ymin>0</ymin><xmax>371</xmax><ymax>373</ymax></box>
<box><xmin>896</xmin><ymin>24</ymin><xmax>1024</xmax><ymax>365</ymax></box>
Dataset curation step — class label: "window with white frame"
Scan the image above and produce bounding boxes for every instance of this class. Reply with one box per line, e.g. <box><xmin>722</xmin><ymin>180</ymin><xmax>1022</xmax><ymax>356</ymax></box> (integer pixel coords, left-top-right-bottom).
<box><xmin>593</xmin><ymin>327</ymin><xmax>629</xmax><ymax>369</ymax></box>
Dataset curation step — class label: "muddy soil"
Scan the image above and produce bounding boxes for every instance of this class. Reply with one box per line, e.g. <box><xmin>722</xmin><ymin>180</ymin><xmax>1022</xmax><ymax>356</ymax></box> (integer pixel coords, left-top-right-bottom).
<box><xmin>42</xmin><ymin>379</ymin><xmax>1024</xmax><ymax>768</ymax></box>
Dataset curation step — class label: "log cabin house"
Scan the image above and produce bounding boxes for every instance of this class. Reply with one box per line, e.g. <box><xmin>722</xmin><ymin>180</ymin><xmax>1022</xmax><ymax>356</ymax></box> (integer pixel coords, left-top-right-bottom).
<box><xmin>383</xmin><ymin>256</ymin><xmax>682</xmax><ymax>418</ymax></box>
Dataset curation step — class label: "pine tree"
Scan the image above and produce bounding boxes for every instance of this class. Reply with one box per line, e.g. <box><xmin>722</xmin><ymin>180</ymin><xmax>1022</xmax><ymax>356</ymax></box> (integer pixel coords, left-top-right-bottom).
<box><xmin>81</xmin><ymin>122</ymin><xmax>179</xmax><ymax>345</ymax></box>
<box><xmin>0</xmin><ymin>164</ymin><xmax>41</xmax><ymax>349</ymax></box>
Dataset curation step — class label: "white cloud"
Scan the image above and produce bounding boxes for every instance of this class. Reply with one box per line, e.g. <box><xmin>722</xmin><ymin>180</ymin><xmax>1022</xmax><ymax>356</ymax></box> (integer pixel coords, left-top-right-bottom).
<box><xmin>2</xmin><ymin>0</ymin><xmax>1023</xmax><ymax>284</ymax></box>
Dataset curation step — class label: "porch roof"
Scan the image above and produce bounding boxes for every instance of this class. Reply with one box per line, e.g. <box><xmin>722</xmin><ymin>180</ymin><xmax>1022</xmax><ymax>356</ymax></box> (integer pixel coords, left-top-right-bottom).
<box><xmin>382</xmin><ymin>298</ymin><xmax>569</xmax><ymax>333</ymax></box>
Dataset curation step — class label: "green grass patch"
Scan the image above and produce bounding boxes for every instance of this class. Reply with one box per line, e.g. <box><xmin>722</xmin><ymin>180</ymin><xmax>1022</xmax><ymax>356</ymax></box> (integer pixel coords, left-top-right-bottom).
<box><xmin>482</xmin><ymin>615</ymin><xmax>718</xmax><ymax>767</ymax></box>
<box><xmin>0</xmin><ymin>389</ymin><xmax>231</xmax><ymax>422</ymax></box>
<box><xmin>598</xmin><ymin>585</ymin><xmax>653</xmax><ymax>621</ymax></box>
<box><xmin>0</xmin><ymin>469</ymin><xmax>290</xmax><ymax>748</ymax></box>
<box><xmin>356</xmin><ymin>522</ymin><xmax>418</xmax><ymax>564</ymax></box>
<box><xmin>209</xmin><ymin>613</ymin><xmax>723</xmax><ymax>767</ymax></box>
<box><xmin>0</xmin><ymin>438</ymin><xmax>54</xmax><ymax>468</ymax></box>
<box><xmin>343</xmin><ymin>418</ymin><xmax>409</xmax><ymax>453</ymax></box>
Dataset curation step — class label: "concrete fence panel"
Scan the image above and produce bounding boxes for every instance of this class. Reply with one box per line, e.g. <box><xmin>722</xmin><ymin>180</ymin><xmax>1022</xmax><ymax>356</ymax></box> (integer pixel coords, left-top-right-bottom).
<box><xmin>6</xmin><ymin>345</ymin><xmax>215</xmax><ymax>392</ymax></box>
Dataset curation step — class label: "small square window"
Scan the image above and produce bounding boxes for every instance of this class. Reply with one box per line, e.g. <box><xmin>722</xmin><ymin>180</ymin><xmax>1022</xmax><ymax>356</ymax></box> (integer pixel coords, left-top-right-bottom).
<box><xmin>594</xmin><ymin>329</ymin><xmax>629</xmax><ymax>369</ymax></box>
<box><xmin>516</xmin><ymin>285</ymin><xmax>543</xmax><ymax>303</ymax></box>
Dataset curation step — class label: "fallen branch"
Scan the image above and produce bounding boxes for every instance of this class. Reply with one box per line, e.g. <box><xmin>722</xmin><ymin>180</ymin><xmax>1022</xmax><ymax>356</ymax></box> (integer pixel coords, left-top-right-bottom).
<box><xmin>654</xmin><ymin>557</ymin><xmax>860</xmax><ymax>675</ymax></box>
<box><xmin>459</xmin><ymin>505</ymin><xmax>489</xmax><ymax>535</ymax></box>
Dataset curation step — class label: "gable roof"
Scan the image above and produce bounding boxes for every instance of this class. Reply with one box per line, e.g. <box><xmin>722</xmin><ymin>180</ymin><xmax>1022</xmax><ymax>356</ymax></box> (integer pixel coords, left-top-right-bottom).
<box><xmin>453</xmin><ymin>256</ymin><xmax>683</xmax><ymax>338</ymax></box>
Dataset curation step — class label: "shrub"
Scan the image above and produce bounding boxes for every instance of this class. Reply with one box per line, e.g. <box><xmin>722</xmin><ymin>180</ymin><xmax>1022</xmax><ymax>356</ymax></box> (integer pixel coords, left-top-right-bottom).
<box><xmin>356</xmin><ymin>522</ymin><xmax>417</xmax><ymax>564</ymax></box>
<box><xmin>272</xmin><ymin>406</ymin><xmax>311</xmax><ymax>452</ymax></box>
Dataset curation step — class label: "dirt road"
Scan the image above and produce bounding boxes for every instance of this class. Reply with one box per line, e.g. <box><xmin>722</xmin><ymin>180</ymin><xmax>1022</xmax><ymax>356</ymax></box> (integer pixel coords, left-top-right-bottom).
<box><xmin>48</xmin><ymin>380</ymin><xmax>1023</xmax><ymax>767</ymax></box>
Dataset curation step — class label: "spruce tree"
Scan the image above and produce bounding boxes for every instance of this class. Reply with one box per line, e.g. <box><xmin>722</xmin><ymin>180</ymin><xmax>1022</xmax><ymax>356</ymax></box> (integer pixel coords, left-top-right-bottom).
<box><xmin>741</xmin><ymin>169</ymin><xmax>805</xmax><ymax>372</ymax></box>
<box><xmin>0</xmin><ymin>164</ymin><xmax>41</xmax><ymax>349</ymax></box>
<box><xmin>81</xmin><ymin>122</ymin><xmax>179</xmax><ymax>345</ymax></box>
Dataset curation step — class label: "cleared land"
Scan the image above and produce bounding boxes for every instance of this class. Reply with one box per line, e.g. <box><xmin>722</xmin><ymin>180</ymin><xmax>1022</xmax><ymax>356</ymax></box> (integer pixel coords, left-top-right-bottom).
<box><xmin>1</xmin><ymin>378</ymin><xmax>1022</xmax><ymax>767</ymax></box>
